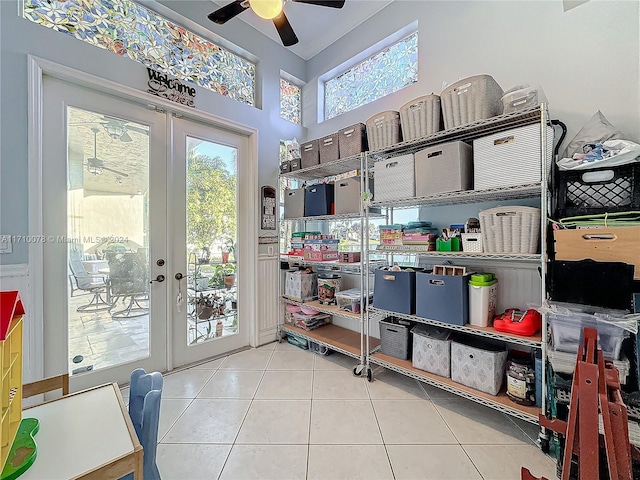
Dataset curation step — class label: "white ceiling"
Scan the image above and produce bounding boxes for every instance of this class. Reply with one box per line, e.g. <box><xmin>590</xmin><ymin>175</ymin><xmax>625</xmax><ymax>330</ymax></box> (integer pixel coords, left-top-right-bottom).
<box><xmin>209</xmin><ymin>0</ymin><xmax>394</xmax><ymax>60</ymax></box>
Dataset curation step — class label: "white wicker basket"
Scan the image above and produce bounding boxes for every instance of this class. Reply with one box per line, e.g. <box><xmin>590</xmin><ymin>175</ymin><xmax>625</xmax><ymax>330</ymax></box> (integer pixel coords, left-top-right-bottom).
<box><xmin>461</xmin><ymin>233</ymin><xmax>483</xmax><ymax>252</ymax></box>
<box><xmin>399</xmin><ymin>95</ymin><xmax>442</xmax><ymax>141</ymax></box>
<box><xmin>366</xmin><ymin>111</ymin><xmax>401</xmax><ymax>151</ymax></box>
<box><xmin>479</xmin><ymin>206</ymin><xmax>540</xmax><ymax>254</ymax></box>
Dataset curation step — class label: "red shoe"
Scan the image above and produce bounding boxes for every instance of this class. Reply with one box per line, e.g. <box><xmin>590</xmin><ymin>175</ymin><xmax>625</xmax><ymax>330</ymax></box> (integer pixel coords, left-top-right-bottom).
<box><xmin>493</xmin><ymin>309</ymin><xmax>541</xmax><ymax>336</ymax></box>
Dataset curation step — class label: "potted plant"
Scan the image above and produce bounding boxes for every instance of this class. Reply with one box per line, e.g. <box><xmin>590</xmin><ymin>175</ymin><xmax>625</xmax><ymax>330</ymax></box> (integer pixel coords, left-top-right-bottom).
<box><xmin>193</xmin><ymin>293</ymin><xmax>215</xmax><ymax>319</ymax></box>
<box><xmin>223</xmin><ymin>262</ymin><xmax>236</xmax><ymax>287</ymax></box>
<box><xmin>222</xmin><ymin>238</ymin><xmax>236</xmax><ymax>264</ymax></box>
<box><xmin>193</xmin><ymin>267</ymin><xmax>210</xmax><ymax>290</ymax></box>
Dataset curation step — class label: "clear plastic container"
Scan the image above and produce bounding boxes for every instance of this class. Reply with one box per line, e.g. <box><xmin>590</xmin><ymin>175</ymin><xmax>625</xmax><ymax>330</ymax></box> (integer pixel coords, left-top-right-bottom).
<box><xmin>501</xmin><ymin>86</ymin><xmax>547</xmax><ymax>114</ymax></box>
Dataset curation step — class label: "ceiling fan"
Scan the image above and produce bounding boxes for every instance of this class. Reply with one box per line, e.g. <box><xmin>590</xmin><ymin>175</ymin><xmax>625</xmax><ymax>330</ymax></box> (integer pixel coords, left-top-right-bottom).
<box><xmin>86</xmin><ymin>127</ymin><xmax>129</xmax><ymax>177</ymax></box>
<box><xmin>208</xmin><ymin>0</ymin><xmax>346</xmax><ymax>47</ymax></box>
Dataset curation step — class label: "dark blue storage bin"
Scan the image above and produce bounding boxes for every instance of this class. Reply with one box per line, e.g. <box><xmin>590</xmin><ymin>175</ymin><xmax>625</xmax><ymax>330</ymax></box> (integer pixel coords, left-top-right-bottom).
<box><xmin>535</xmin><ymin>350</ymin><xmax>542</xmax><ymax>407</ymax></box>
<box><xmin>373</xmin><ymin>268</ymin><xmax>417</xmax><ymax>314</ymax></box>
<box><xmin>416</xmin><ymin>271</ymin><xmax>471</xmax><ymax>325</ymax></box>
<box><xmin>305</xmin><ymin>183</ymin><xmax>334</xmax><ymax>216</ymax></box>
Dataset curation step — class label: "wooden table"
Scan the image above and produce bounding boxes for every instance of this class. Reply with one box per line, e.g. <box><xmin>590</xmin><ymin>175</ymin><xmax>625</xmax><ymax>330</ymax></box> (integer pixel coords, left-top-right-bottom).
<box><xmin>21</xmin><ymin>383</ymin><xmax>142</xmax><ymax>480</ymax></box>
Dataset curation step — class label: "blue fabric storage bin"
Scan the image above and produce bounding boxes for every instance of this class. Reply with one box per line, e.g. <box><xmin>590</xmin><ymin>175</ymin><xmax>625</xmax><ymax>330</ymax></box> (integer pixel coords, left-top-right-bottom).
<box><xmin>373</xmin><ymin>268</ymin><xmax>417</xmax><ymax>314</ymax></box>
<box><xmin>305</xmin><ymin>183</ymin><xmax>334</xmax><ymax>216</ymax></box>
<box><xmin>416</xmin><ymin>271</ymin><xmax>471</xmax><ymax>325</ymax></box>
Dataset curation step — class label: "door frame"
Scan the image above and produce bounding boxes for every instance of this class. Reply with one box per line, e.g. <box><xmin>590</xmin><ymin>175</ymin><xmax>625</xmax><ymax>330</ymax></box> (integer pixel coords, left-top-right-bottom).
<box><xmin>27</xmin><ymin>55</ymin><xmax>259</xmax><ymax>382</ymax></box>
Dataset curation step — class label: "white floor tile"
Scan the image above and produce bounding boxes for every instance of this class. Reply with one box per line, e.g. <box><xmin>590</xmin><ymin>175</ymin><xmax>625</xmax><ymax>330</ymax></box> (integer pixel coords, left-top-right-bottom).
<box><xmin>219</xmin><ymin>444</ymin><xmax>308</xmax><ymax>480</ymax></box>
<box><xmin>256</xmin><ymin>341</ymin><xmax>277</xmax><ymax>351</ymax></box>
<box><xmin>387</xmin><ymin>445</ymin><xmax>483</xmax><ymax>480</ymax></box>
<box><xmin>255</xmin><ymin>370</ymin><xmax>313</xmax><ymax>399</ymax></box>
<box><xmin>235</xmin><ymin>400</ymin><xmax>311</xmax><ymax>444</ymax></box>
<box><xmin>313</xmin><ymin>352</ymin><xmax>359</xmax><ymax>370</ymax></box>
<box><xmin>267</xmin><ymin>350</ymin><xmax>314</xmax><ymax>370</ymax></box>
<box><xmin>162</xmin><ymin>369</ymin><xmax>216</xmax><ymax>398</ymax></box>
<box><xmin>197</xmin><ymin>370</ymin><xmax>264</xmax><ymax>399</ymax></box>
<box><xmin>219</xmin><ymin>349</ymin><xmax>273</xmax><ymax>370</ymax></box>
<box><xmin>307</xmin><ymin>445</ymin><xmax>394</xmax><ymax>480</ymax></box>
<box><xmin>275</xmin><ymin>340</ymin><xmax>304</xmax><ymax>351</ymax></box>
<box><xmin>373</xmin><ymin>399</ymin><xmax>458</xmax><ymax>444</ymax></box>
<box><xmin>464</xmin><ymin>444</ymin><xmax>557</xmax><ymax>480</ymax></box>
<box><xmin>158</xmin><ymin>398</ymin><xmax>192</xmax><ymax>441</ymax></box>
<box><xmin>157</xmin><ymin>443</ymin><xmax>231</xmax><ymax>480</ymax></box>
<box><xmin>310</xmin><ymin>399</ymin><xmax>383</xmax><ymax>444</ymax></box>
<box><xmin>366</xmin><ymin>367</ymin><xmax>428</xmax><ymax>400</ymax></box>
<box><xmin>162</xmin><ymin>398</ymin><xmax>251</xmax><ymax>443</ymax></box>
<box><xmin>312</xmin><ymin>370</ymin><xmax>369</xmax><ymax>399</ymax></box>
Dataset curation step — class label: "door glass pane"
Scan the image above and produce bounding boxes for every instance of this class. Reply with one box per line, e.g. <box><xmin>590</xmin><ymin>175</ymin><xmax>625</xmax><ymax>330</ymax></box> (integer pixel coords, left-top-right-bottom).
<box><xmin>67</xmin><ymin>107</ymin><xmax>150</xmax><ymax>374</ymax></box>
<box><xmin>186</xmin><ymin>137</ymin><xmax>238</xmax><ymax>345</ymax></box>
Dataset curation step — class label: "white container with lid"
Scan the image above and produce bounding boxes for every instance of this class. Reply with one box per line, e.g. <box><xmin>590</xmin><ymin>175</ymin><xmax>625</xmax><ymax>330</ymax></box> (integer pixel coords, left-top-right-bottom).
<box><xmin>501</xmin><ymin>85</ymin><xmax>547</xmax><ymax>114</ymax></box>
<box><xmin>468</xmin><ymin>273</ymin><xmax>498</xmax><ymax>327</ymax></box>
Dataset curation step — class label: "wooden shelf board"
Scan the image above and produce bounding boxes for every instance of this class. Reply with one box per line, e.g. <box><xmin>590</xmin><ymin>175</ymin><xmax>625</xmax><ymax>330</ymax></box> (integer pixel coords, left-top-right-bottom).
<box><xmin>284</xmin><ymin>299</ymin><xmax>361</xmax><ymax>320</ymax></box>
<box><xmin>281</xmin><ymin>323</ymin><xmax>379</xmax><ymax>357</ymax></box>
<box><xmin>371</xmin><ymin>352</ymin><xmax>540</xmax><ymax>420</ymax></box>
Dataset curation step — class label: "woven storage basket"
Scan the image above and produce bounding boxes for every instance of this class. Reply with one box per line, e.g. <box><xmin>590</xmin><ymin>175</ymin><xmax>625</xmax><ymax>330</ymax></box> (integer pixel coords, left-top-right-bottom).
<box><xmin>300</xmin><ymin>139</ymin><xmax>320</xmax><ymax>168</ymax></box>
<box><xmin>479</xmin><ymin>206</ymin><xmax>540</xmax><ymax>254</ymax></box>
<box><xmin>400</xmin><ymin>94</ymin><xmax>442</xmax><ymax>141</ymax></box>
<box><xmin>441</xmin><ymin>75</ymin><xmax>504</xmax><ymax>130</ymax></box>
<box><xmin>366</xmin><ymin>111</ymin><xmax>401</xmax><ymax>151</ymax></box>
<box><xmin>461</xmin><ymin>233</ymin><xmax>483</xmax><ymax>252</ymax></box>
<box><xmin>319</xmin><ymin>133</ymin><xmax>339</xmax><ymax>164</ymax></box>
<box><xmin>338</xmin><ymin>123</ymin><xmax>367</xmax><ymax>158</ymax></box>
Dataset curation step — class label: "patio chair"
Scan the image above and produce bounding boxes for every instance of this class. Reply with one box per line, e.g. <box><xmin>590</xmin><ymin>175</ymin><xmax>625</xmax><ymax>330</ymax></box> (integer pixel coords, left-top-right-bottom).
<box><xmin>69</xmin><ymin>250</ymin><xmax>111</xmax><ymax>312</ymax></box>
<box><xmin>107</xmin><ymin>251</ymin><xmax>149</xmax><ymax>318</ymax></box>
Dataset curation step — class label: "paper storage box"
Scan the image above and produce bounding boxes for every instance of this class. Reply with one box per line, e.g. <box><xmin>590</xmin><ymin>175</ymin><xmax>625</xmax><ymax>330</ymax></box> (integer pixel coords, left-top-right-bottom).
<box><xmin>339</xmin><ymin>252</ymin><xmax>361</xmax><ymax>263</ymax></box>
<box><xmin>284</xmin><ymin>270</ymin><xmax>318</xmax><ymax>302</ymax></box>
<box><xmin>305</xmin><ymin>183</ymin><xmax>334</xmax><ymax>216</ymax></box>
<box><xmin>374</xmin><ymin>154</ymin><xmax>415</xmax><ymax>202</ymax></box>
<box><xmin>284</xmin><ymin>188</ymin><xmax>305</xmax><ymax>218</ymax></box>
<box><xmin>400</xmin><ymin>94</ymin><xmax>442</xmax><ymax>141</ymax></box>
<box><xmin>414</xmin><ymin>141</ymin><xmax>473</xmax><ymax>196</ymax></box>
<box><xmin>479</xmin><ymin>206</ymin><xmax>540</xmax><ymax>254</ymax></box>
<box><xmin>547</xmin><ymin>309</ymin><xmax>631</xmax><ymax>360</ymax></box>
<box><xmin>300</xmin><ymin>139</ymin><xmax>320</xmax><ymax>168</ymax></box>
<box><xmin>416</xmin><ymin>271</ymin><xmax>471</xmax><ymax>325</ymax></box>
<box><xmin>339</xmin><ymin>123</ymin><xmax>368</xmax><ymax>158</ymax></box>
<box><xmin>451</xmin><ymin>338</ymin><xmax>508</xmax><ymax>395</ymax></box>
<box><xmin>366</xmin><ymin>111</ymin><xmax>401</xmax><ymax>151</ymax></box>
<box><xmin>412</xmin><ymin>324</ymin><xmax>454</xmax><ymax>378</ymax></box>
<box><xmin>319</xmin><ymin>133</ymin><xmax>340</xmax><ymax>164</ymax></box>
<box><xmin>473</xmin><ymin>124</ymin><xmax>553</xmax><ymax>190</ymax></box>
<box><xmin>441</xmin><ymin>74</ymin><xmax>504</xmax><ymax>129</ymax></box>
<box><xmin>379</xmin><ymin>317</ymin><xmax>413</xmax><ymax>360</ymax></box>
<box><xmin>373</xmin><ymin>268</ymin><xmax>418</xmax><ymax>314</ymax></box>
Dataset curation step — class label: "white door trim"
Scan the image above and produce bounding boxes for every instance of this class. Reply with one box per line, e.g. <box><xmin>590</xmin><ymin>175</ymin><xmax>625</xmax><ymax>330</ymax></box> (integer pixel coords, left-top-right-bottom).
<box><xmin>28</xmin><ymin>55</ymin><xmax>260</xmax><ymax>380</ymax></box>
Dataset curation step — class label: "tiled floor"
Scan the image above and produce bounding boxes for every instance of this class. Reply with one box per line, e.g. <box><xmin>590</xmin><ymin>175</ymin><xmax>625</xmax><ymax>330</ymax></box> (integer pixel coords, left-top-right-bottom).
<box><xmin>122</xmin><ymin>342</ymin><xmax>558</xmax><ymax>480</ymax></box>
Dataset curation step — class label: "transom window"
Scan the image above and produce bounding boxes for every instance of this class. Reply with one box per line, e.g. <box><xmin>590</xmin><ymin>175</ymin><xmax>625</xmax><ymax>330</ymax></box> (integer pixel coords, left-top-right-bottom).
<box><xmin>280</xmin><ymin>78</ymin><xmax>301</xmax><ymax>125</ymax></box>
<box><xmin>23</xmin><ymin>0</ymin><xmax>256</xmax><ymax>106</ymax></box>
<box><xmin>324</xmin><ymin>31</ymin><xmax>418</xmax><ymax>120</ymax></box>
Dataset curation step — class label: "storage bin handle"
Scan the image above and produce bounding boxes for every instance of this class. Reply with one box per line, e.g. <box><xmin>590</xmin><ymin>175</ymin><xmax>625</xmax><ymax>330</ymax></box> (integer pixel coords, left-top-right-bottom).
<box><xmin>468</xmin><ymin>354</ymin><xmax>474</xmax><ymax>359</ymax></box>
<box><xmin>493</xmin><ymin>135</ymin><xmax>515</xmax><ymax>146</ymax></box>
<box><xmin>581</xmin><ymin>170</ymin><xmax>615</xmax><ymax>184</ymax></box>
<box><xmin>386</xmin><ymin>328</ymin><xmax>399</xmax><ymax>333</ymax></box>
<box><xmin>495</xmin><ymin>211</ymin><xmax>517</xmax><ymax>217</ymax></box>
<box><xmin>343</xmin><ymin>128</ymin><xmax>354</xmax><ymax>136</ymax></box>
<box><xmin>385</xmin><ymin>162</ymin><xmax>398</xmax><ymax>169</ymax></box>
<box><xmin>287</xmin><ymin>191</ymin><xmax>296</xmax><ymax>197</ymax></box>
<box><xmin>427</xmin><ymin>150</ymin><xmax>443</xmax><ymax>158</ymax></box>
<box><xmin>338</xmin><ymin>182</ymin><xmax>350</xmax><ymax>188</ymax></box>
<box><xmin>304</xmin><ymin>144</ymin><xmax>314</xmax><ymax>151</ymax></box>
<box><xmin>382</xmin><ymin>275</ymin><xmax>396</xmax><ymax>281</ymax></box>
<box><xmin>310</xmin><ymin>187</ymin><xmax>317</xmax><ymax>193</ymax></box>
<box><xmin>582</xmin><ymin>233</ymin><xmax>616</xmax><ymax>241</ymax></box>
<box><xmin>429</xmin><ymin>279</ymin><xmax>444</xmax><ymax>286</ymax></box>
<box><xmin>323</xmin><ymin>138</ymin><xmax>334</xmax><ymax>145</ymax></box>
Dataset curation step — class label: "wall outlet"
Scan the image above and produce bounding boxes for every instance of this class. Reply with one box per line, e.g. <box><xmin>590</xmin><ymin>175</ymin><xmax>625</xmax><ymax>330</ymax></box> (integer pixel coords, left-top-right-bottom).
<box><xmin>0</xmin><ymin>235</ymin><xmax>12</xmax><ymax>254</ymax></box>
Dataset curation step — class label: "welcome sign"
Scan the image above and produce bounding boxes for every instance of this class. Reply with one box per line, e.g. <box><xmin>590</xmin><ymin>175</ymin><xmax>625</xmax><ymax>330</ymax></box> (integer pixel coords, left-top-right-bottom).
<box><xmin>147</xmin><ymin>68</ymin><xmax>196</xmax><ymax>107</ymax></box>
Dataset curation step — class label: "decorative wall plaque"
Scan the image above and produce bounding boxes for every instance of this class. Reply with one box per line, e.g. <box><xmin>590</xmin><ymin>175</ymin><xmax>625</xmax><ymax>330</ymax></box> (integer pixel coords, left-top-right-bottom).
<box><xmin>147</xmin><ymin>68</ymin><xmax>196</xmax><ymax>107</ymax></box>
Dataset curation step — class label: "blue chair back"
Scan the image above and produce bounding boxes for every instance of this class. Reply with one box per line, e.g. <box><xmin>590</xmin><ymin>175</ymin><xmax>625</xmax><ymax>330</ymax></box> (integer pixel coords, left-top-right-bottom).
<box><xmin>127</xmin><ymin>368</ymin><xmax>163</xmax><ymax>480</ymax></box>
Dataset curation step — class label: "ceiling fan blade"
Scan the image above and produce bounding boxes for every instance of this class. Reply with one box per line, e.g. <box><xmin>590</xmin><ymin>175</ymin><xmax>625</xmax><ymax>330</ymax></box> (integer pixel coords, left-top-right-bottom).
<box><xmin>102</xmin><ymin>166</ymin><xmax>129</xmax><ymax>177</ymax></box>
<box><xmin>119</xmin><ymin>131</ymin><xmax>133</xmax><ymax>143</ymax></box>
<box><xmin>291</xmin><ymin>0</ymin><xmax>345</xmax><ymax>8</ymax></box>
<box><xmin>208</xmin><ymin>0</ymin><xmax>249</xmax><ymax>24</ymax></box>
<box><xmin>273</xmin><ymin>11</ymin><xmax>298</xmax><ymax>47</ymax></box>
<box><xmin>125</xmin><ymin>125</ymin><xmax>149</xmax><ymax>136</ymax></box>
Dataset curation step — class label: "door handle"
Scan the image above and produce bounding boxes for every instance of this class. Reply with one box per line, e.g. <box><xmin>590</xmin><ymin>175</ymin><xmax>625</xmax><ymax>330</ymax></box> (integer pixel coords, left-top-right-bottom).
<box><xmin>150</xmin><ymin>274</ymin><xmax>165</xmax><ymax>284</ymax></box>
<box><xmin>175</xmin><ymin>273</ymin><xmax>184</xmax><ymax>280</ymax></box>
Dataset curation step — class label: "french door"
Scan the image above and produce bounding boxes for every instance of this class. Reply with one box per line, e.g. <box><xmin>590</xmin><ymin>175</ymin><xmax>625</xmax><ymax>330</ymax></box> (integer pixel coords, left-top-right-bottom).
<box><xmin>41</xmin><ymin>76</ymin><xmax>250</xmax><ymax>389</ymax></box>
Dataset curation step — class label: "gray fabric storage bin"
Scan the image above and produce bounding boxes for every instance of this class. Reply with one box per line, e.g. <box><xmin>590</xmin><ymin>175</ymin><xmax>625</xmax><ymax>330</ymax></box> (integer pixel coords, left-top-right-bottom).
<box><xmin>374</xmin><ymin>154</ymin><xmax>415</xmax><ymax>202</ymax></box>
<box><xmin>280</xmin><ymin>160</ymin><xmax>291</xmax><ymax>174</ymax></box>
<box><xmin>366</xmin><ymin>111</ymin><xmax>401</xmax><ymax>151</ymax></box>
<box><xmin>373</xmin><ymin>268</ymin><xmax>418</xmax><ymax>314</ymax></box>
<box><xmin>414</xmin><ymin>141</ymin><xmax>473</xmax><ymax>196</ymax></box>
<box><xmin>319</xmin><ymin>133</ymin><xmax>340</xmax><ymax>164</ymax></box>
<box><xmin>379</xmin><ymin>317</ymin><xmax>413</xmax><ymax>360</ymax></box>
<box><xmin>451</xmin><ymin>338</ymin><xmax>508</xmax><ymax>395</ymax></box>
<box><xmin>301</xmin><ymin>139</ymin><xmax>320</xmax><ymax>168</ymax></box>
<box><xmin>339</xmin><ymin>123</ymin><xmax>367</xmax><ymax>158</ymax></box>
<box><xmin>284</xmin><ymin>188</ymin><xmax>305</xmax><ymax>218</ymax></box>
<box><xmin>416</xmin><ymin>271</ymin><xmax>471</xmax><ymax>325</ymax></box>
<box><xmin>412</xmin><ymin>324</ymin><xmax>453</xmax><ymax>378</ymax></box>
<box><xmin>441</xmin><ymin>75</ymin><xmax>504</xmax><ymax>129</ymax></box>
<box><xmin>335</xmin><ymin>175</ymin><xmax>374</xmax><ymax>215</ymax></box>
<box><xmin>400</xmin><ymin>94</ymin><xmax>442</xmax><ymax>141</ymax></box>
<box><xmin>290</xmin><ymin>157</ymin><xmax>301</xmax><ymax>171</ymax></box>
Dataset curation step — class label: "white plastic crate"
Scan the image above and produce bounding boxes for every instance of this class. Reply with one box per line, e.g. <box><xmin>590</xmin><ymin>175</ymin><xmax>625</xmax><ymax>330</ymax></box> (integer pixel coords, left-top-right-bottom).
<box><xmin>373</xmin><ymin>154</ymin><xmax>415</xmax><ymax>202</ymax></box>
<box><xmin>479</xmin><ymin>206</ymin><xmax>540</xmax><ymax>254</ymax></box>
<box><xmin>366</xmin><ymin>111</ymin><xmax>401</xmax><ymax>151</ymax></box>
<box><xmin>399</xmin><ymin>95</ymin><xmax>441</xmax><ymax>141</ymax></box>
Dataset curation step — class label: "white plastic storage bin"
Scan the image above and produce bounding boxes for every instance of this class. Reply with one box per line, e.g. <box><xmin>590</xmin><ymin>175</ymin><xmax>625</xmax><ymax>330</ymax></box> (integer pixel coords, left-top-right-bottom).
<box><xmin>412</xmin><ymin>324</ymin><xmax>453</xmax><ymax>378</ymax></box>
<box><xmin>374</xmin><ymin>154</ymin><xmax>415</xmax><ymax>202</ymax></box>
<box><xmin>399</xmin><ymin>95</ymin><xmax>442</xmax><ymax>141</ymax></box>
<box><xmin>461</xmin><ymin>233</ymin><xmax>483</xmax><ymax>252</ymax></box>
<box><xmin>366</xmin><ymin>111</ymin><xmax>401</xmax><ymax>151</ymax></box>
<box><xmin>473</xmin><ymin>124</ymin><xmax>553</xmax><ymax>190</ymax></box>
<box><xmin>547</xmin><ymin>310</ymin><xmax>632</xmax><ymax>360</ymax></box>
<box><xmin>468</xmin><ymin>273</ymin><xmax>498</xmax><ymax>327</ymax></box>
<box><xmin>414</xmin><ymin>141</ymin><xmax>473</xmax><ymax>196</ymax></box>
<box><xmin>451</xmin><ymin>338</ymin><xmax>508</xmax><ymax>395</ymax></box>
<box><xmin>502</xmin><ymin>86</ymin><xmax>547</xmax><ymax>114</ymax></box>
<box><xmin>441</xmin><ymin>75</ymin><xmax>504</xmax><ymax>129</ymax></box>
<box><xmin>479</xmin><ymin>206</ymin><xmax>540</xmax><ymax>254</ymax></box>
<box><xmin>283</xmin><ymin>188</ymin><xmax>305</xmax><ymax>219</ymax></box>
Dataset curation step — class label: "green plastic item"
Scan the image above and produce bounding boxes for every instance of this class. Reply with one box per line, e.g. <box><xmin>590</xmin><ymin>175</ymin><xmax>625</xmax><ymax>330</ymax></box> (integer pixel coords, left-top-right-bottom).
<box><xmin>436</xmin><ymin>237</ymin><xmax>461</xmax><ymax>252</ymax></box>
<box><xmin>469</xmin><ymin>273</ymin><xmax>498</xmax><ymax>286</ymax></box>
<box><xmin>1</xmin><ymin>418</ymin><xmax>39</xmax><ymax>480</ymax></box>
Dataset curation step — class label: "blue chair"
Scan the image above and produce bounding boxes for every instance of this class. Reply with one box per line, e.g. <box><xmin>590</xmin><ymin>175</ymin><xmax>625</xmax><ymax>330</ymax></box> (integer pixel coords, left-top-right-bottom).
<box><xmin>123</xmin><ymin>368</ymin><xmax>163</xmax><ymax>480</ymax></box>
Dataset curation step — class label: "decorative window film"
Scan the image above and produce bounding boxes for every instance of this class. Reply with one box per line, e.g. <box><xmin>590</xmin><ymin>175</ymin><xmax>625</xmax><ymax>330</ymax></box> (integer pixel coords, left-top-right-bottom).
<box><xmin>280</xmin><ymin>78</ymin><xmax>301</xmax><ymax>125</ymax></box>
<box><xmin>324</xmin><ymin>32</ymin><xmax>418</xmax><ymax>120</ymax></box>
<box><xmin>23</xmin><ymin>0</ymin><xmax>256</xmax><ymax>106</ymax></box>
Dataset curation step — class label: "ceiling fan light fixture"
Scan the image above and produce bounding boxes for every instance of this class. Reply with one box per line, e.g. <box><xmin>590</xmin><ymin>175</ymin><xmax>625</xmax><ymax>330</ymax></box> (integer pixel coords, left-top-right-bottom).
<box><xmin>103</xmin><ymin>121</ymin><xmax>127</xmax><ymax>140</ymax></box>
<box><xmin>87</xmin><ymin>165</ymin><xmax>103</xmax><ymax>175</ymax></box>
<box><xmin>249</xmin><ymin>0</ymin><xmax>283</xmax><ymax>19</ymax></box>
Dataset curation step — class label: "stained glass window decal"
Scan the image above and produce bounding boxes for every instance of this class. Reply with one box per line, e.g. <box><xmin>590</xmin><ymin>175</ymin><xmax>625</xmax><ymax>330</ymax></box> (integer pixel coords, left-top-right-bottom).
<box><xmin>280</xmin><ymin>78</ymin><xmax>301</xmax><ymax>125</ymax></box>
<box><xmin>324</xmin><ymin>32</ymin><xmax>418</xmax><ymax>120</ymax></box>
<box><xmin>23</xmin><ymin>0</ymin><xmax>256</xmax><ymax>106</ymax></box>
